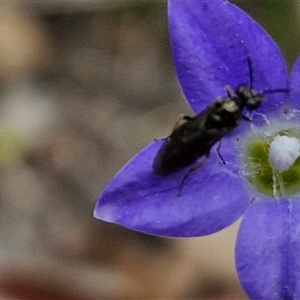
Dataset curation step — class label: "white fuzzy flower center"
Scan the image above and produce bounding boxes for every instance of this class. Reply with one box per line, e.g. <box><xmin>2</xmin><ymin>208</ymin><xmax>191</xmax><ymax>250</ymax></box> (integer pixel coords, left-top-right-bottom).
<box><xmin>268</xmin><ymin>135</ymin><xmax>300</xmax><ymax>172</ymax></box>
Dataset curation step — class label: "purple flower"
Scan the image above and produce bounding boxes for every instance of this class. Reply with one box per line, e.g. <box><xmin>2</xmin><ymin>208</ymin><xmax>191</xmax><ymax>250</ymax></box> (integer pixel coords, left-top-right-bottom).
<box><xmin>95</xmin><ymin>0</ymin><xmax>300</xmax><ymax>298</ymax></box>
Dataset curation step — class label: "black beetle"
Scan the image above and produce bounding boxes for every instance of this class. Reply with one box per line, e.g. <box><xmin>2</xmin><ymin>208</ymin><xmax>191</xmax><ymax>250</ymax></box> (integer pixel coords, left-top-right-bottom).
<box><xmin>152</xmin><ymin>57</ymin><xmax>288</xmax><ymax>195</ymax></box>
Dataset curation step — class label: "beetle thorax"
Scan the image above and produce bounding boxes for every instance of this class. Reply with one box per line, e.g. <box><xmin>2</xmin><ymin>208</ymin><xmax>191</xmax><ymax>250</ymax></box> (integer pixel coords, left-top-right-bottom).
<box><xmin>222</xmin><ymin>99</ymin><xmax>240</xmax><ymax>113</ymax></box>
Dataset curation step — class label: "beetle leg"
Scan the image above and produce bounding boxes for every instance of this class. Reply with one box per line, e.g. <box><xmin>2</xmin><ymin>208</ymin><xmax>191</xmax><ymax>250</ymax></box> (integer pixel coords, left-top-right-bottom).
<box><xmin>216</xmin><ymin>139</ymin><xmax>226</xmax><ymax>164</ymax></box>
<box><xmin>177</xmin><ymin>140</ymin><xmax>227</xmax><ymax>196</ymax></box>
<box><xmin>154</xmin><ymin>114</ymin><xmax>192</xmax><ymax>142</ymax></box>
<box><xmin>153</xmin><ymin>135</ymin><xmax>169</xmax><ymax>142</ymax></box>
<box><xmin>173</xmin><ymin>113</ymin><xmax>192</xmax><ymax>130</ymax></box>
<box><xmin>242</xmin><ymin>115</ymin><xmax>252</xmax><ymax>122</ymax></box>
<box><xmin>224</xmin><ymin>85</ymin><xmax>235</xmax><ymax>97</ymax></box>
<box><xmin>177</xmin><ymin>154</ymin><xmax>210</xmax><ymax>196</ymax></box>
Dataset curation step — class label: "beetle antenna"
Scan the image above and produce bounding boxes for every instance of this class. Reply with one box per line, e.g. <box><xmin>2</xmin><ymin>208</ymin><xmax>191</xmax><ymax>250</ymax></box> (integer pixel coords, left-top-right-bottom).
<box><xmin>262</xmin><ymin>88</ymin><xmax>289</xmax><ymax>95</ymax></box>
<box><xmin>246</xmin><ymin>56</ymin><xmax>254</xmax><ymax>89</ymax></box>
<box><xmin>246</xmin><ymin>56</ymin><xmax>289</xmax><ymax>96</ymax></box>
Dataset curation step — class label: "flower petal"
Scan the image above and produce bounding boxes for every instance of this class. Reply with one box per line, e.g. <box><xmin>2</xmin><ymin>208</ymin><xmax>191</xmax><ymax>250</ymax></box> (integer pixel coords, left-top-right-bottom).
<box><xmin>169</xmin><ymin>0</ymin><xmax>288</xmax><ymax>114</ymax></box>
<box><xmin>236</xmin><ymin>199</ymin><xmax>300</xmax><ymax>299</ymax></box>
<box><xmin>290</xmin><ymin>55</ymin><xmax>300</xmax><ymax>109</ymax></box>
<box><xmin>94</xmin><ymin>138</ymin><xmax>249</xmax><ymax>237</ymax></box>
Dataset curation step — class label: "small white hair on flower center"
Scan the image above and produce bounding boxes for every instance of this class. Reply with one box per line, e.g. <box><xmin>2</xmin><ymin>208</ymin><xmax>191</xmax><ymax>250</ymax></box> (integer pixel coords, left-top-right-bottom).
<box><xmin>269</xmin><ymin>135</ymin><xmax>300</xmax><ymax>172</ymax></box>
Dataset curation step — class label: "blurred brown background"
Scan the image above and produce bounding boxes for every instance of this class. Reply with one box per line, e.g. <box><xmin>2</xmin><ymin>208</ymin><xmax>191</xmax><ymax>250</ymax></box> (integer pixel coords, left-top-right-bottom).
<box><xmin>0</xmin><ymin>1</ymin><xmax>298</xmax><ymax>299</ymax></box>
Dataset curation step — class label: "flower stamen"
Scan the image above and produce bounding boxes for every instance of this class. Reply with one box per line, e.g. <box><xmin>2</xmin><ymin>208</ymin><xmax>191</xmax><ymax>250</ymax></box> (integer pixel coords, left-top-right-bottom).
<box><xmin>244</xmin><ymin>130</ymin><xmax>300</xmax><ymax>197</ymax></box>
<box><xmin>268</xmin><ymin>135</ymin><xmax>300</xmax><ymax>172</ymax></box>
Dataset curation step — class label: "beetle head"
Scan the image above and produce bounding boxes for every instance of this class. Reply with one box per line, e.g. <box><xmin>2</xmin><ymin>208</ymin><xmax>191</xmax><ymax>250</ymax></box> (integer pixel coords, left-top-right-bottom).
<box><xmin>235</xmin><ymin>84</ymin><xmax>264</xmax><ymax>110</ymax></box>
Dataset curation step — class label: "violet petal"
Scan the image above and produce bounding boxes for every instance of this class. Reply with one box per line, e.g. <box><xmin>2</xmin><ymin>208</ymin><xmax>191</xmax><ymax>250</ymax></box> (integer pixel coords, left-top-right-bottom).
<box><xmin>290</xmin><ymin>55</ymin><xmax>300</xmax><ymax>110</ymax></box>
<box><xmin>169</xmin><ymin>0</ymin><xmax>288</xmax><ymax>115</ymax></box>
<box><xmin>94</xmin><ymin>138</ymin><xmax>249</xmax><ymax>237</ymax></box>
<box><xmin>236</xmin><ymin>199</ymin><xmax>300</xmax><ymax>299</ymax></box>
